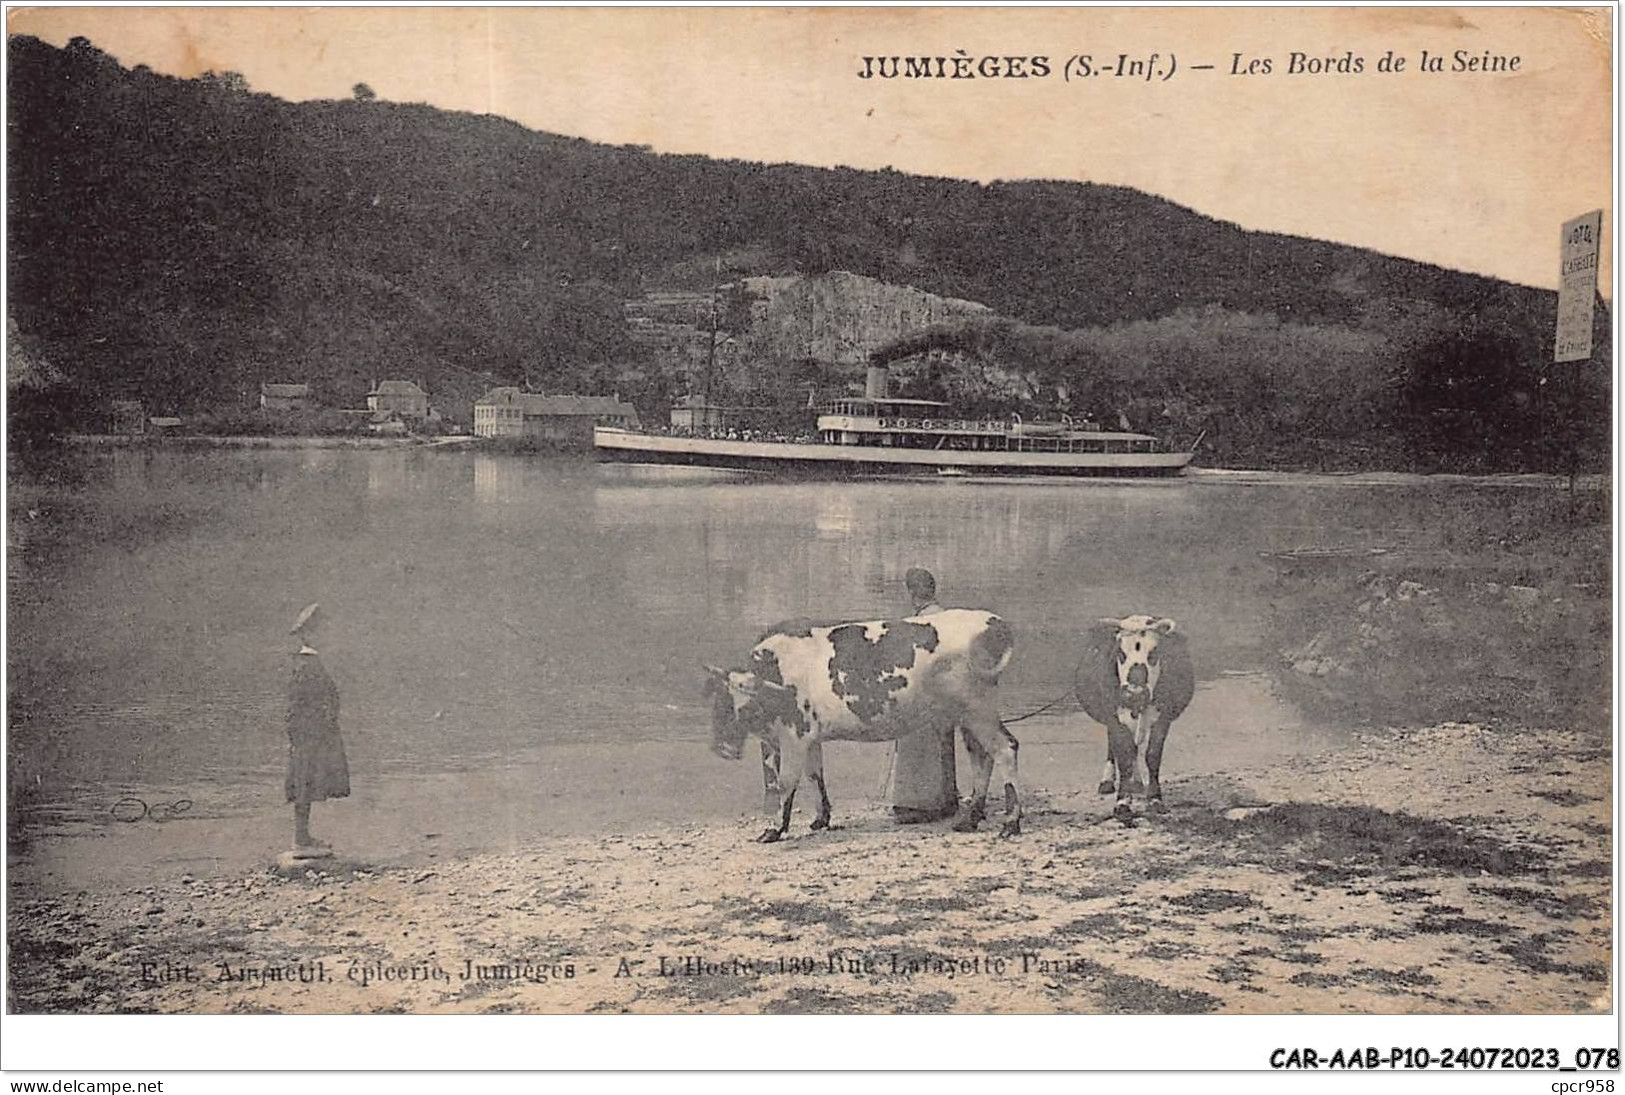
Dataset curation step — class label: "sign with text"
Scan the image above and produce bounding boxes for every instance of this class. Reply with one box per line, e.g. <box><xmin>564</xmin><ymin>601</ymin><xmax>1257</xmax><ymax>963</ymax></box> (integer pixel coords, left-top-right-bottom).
<box><xmin>1554</xmin><ymin>209</ymin><xmax>1603</xmax><ymax>362</ymax></box>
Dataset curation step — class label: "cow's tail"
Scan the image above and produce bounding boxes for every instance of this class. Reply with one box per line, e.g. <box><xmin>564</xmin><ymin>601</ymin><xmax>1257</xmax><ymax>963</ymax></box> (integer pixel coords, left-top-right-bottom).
<box><xmin>968</xmin><ymin>615</ymin><xmax>1015</xmax><ymax>682</ymax></box>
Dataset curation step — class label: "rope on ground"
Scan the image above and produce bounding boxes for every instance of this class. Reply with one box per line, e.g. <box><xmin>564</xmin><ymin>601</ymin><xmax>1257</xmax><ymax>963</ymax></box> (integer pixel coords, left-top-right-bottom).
<box><xmin>1002</xmin><ymin>691</ymin><xmax>1074</xmax><ymax>723</ymax></box>
<box><xmin>1002</xmin><ymin>653</ymin><xmax>1090</xmax><ymax>724</ymax></box>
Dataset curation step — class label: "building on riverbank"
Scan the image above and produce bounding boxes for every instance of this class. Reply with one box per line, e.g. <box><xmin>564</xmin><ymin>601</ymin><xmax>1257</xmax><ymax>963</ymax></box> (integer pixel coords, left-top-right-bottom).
<box><xmin>260</xmin><ymin>383</ymin><xmax>312</xmax><ymax>413</ymax></box>
<box><xmin>668</xmin><ymin>397</ymin><xmax>771</xmax><ymax>432</ymax></box>
<box><xmin>473</xmin><ymin>388</ymin><xmax>640</xmax><ymax>444</ymax></box>
<box><xmin>367</xmin><ymin>379</ymin><xmax>430</xmax><ymax>419</ymax></box>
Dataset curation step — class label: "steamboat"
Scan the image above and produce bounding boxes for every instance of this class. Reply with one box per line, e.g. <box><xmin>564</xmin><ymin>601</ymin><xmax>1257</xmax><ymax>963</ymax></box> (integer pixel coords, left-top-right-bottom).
<box><xmin>594</xmin><ymin>367</ymin><xmax>1194</xmax><ymax>478</ymax></box>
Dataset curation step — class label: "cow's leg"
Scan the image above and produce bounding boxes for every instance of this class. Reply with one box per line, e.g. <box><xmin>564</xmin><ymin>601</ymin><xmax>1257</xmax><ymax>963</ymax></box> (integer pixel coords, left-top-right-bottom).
<box><xmin>758</xmin><ymin>733</ymin><xmax>805</xmax><ymax>843</ymax></box>
<box><xmin>960</xmin><ymin>712</ymin><xmax>1021</xmax><ymax>837</ymax></box>
<box><xmin>954</xmin><ymin>725</ymin><xmax>993</xmax><ymax>832</ymax></box>
<box><xmin>1098</xmin><ymin>750</ymin><xmax>1117</xmax><ymax>796</ymax></box>
<box><xmin>992</xmin><ymin>720</ymin><xmax>1023</xmax><ymax>838</ymax></box>
<box><xmin>806</xmin><ymin>742</ymin><xmax>833</xmax><ymax>831</ymax></box>
<box><xmin>1116</xmin><ymin>706</ymin><xmax>1146</xmax><ymax>795</ymax></box>
<box><xmin>1144</xmin><ymin>712</ymin><xmax>1171</xmax><ymax>813</ymax></box>
<box><xmin>1107</xmin><ymin>717</ymin><xmax>1139</xmax><ymax>821</ymax></box>
<box><xmin>1132</xmin><ymin>709</ymin><xmax>1153</xmax><ymax>792</ymax></box>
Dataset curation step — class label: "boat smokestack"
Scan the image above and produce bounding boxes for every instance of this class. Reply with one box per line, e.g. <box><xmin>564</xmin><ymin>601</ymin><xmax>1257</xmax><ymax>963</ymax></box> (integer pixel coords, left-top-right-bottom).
<box><xmin>865</xmin><ymin>365</ymin><xmax>889</xmax><ymax>401</ymax></box>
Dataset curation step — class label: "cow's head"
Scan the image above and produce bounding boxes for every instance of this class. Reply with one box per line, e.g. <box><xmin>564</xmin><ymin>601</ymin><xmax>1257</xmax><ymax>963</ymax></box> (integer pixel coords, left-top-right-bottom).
<box><xmin>701</xmin><ymin>664</ymin><xmax>793</xmax><ymax>760</ymax></box>
<box><xmin>1098</xmin><ymin>615</ymin><xmax>1178</xmax><ymax>714</ymax></box>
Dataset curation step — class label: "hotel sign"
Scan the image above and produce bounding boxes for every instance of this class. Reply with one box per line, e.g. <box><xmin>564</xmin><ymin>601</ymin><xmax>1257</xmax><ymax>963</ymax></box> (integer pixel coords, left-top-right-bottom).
<box><xmin>1554</xmin><ymin>209</ymin><xmax>1603</xmax><ymax>362</ymax></box>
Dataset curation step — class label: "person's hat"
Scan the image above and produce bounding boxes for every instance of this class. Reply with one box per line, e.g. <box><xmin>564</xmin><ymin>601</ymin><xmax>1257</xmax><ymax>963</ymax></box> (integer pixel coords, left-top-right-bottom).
<box><xmin>904</xmin><ymin>567</ymin><xmax>936</xmax><ymax>600</ymax></box>
<box><xmin>290</xmin><ymin>602</ymin><xmax>322</xmax><ymax>635</ymax></box>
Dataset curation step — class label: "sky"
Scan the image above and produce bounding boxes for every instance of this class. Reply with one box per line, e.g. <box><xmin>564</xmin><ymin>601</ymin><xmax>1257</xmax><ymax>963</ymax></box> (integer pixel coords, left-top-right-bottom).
<box><xmin>7</xmin><ymin>5</ymin><xmax>1614</xmax><ymax>295</ymax></box>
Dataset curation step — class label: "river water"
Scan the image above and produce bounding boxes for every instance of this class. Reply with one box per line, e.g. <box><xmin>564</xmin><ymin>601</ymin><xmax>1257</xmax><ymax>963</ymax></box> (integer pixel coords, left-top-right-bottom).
<box><xmin>6</xmin><ymin>447</ymin><xmax>1565</xmax><ymax>886</ymax></box>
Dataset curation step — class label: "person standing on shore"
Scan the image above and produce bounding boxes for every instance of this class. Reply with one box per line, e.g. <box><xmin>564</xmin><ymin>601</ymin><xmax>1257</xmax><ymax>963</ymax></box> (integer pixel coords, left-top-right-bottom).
<box><xmin>285</xmin><ymin>603</ymin><xmax>350</xmax><ymax>859</ymax></box>
<box><xmin>892</xmin><ymin>568</ymin><xmax>959</xmax><ymax>824</ymax></box>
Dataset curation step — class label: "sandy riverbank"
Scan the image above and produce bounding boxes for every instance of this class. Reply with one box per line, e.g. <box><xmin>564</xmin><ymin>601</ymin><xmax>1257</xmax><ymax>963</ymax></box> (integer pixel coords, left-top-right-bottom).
<box><xmin>7</xmin><ymin>721</ymin><xmax>1611</xmax><ymax>1015</ymax></box>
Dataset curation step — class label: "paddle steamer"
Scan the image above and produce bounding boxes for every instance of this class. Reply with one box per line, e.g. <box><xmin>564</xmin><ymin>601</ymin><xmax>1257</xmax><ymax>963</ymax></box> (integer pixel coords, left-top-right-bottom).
<box><xmin>594</xmin><ymin>367</ymin><xmax>1194</xmax><ymax>478</ymax></box>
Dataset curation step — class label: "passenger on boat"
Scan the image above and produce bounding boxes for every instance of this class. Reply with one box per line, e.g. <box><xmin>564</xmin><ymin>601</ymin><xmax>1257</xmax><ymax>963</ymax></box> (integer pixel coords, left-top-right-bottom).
<box><xmin>892</xmin><ymin>567</ymin><xmax>960</xmax><ymax>824</ymax></box>
<box><xmin>285</xmin><ymin>603</ymin><xmax>350</xmax><ymax>860</ymax></box>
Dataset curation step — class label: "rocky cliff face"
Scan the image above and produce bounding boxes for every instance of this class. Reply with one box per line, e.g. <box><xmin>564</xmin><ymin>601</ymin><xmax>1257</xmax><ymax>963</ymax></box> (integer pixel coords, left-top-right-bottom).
<box><xmin>741</xmin><ymin>271</ymin><xmax>990</xmax><ymax>368</ymax></box>
<box><xmin>627</xmin><ymin>270</ymin><xmax>994</xmax><ymax>400</ymax></box>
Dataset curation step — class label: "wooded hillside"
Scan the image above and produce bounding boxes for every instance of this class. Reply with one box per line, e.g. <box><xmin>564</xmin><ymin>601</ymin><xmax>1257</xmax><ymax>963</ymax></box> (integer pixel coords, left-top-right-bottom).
<box><xmin>7</xmin><ymin>35</ymin><xmax>1609</xmax><ymax>470</ymax></box>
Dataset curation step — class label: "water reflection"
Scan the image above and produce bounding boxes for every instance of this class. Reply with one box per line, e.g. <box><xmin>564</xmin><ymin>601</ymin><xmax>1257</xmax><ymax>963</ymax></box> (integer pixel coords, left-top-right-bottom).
<box><xmin>473</xmin><ymin>454</ymin><xmax>522</xmax><ymax>505</ymax></box>
<box><xmin>109</xmin><ymin>447</ymin><xmax>156</xmax><ymax>494</ymax></box>
<box><xmin>298</xmin><ymin>449</ymin><xmax>343</xmax><ymax>475</ymax></box>
<box><xmin>813</xmin><ymin>492</ymin><xmax>855</xmax><ymax>540</ymax></box>
<box><xmin>366</xmin><ymin>453</ymin><xmax>411</xmax><ymax>499</ymax></box>
<box><xmin>591</xmin><ymin>477</ymin><xmax>1211</xmax><ymax>644</ymax></box>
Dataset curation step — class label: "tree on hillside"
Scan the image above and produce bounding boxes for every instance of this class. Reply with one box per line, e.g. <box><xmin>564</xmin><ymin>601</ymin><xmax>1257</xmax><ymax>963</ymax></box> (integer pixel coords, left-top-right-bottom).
<box><xmin>1395</xmin><ymin>319</ymin><xmax>1538</xmax><ymax>472</ymax></box>
<box><xmin>352</xmin><ymin>83</ymin><xmax>376</xmax><ymax>102</ymax></box>
<box><xmin>7</xmin><ymin>320</ymin><xmax>84</xmax><ymax>448</ymax></box>
<box><xmin>201</xmin><ymin>70</ymin><xmax>250</xmax><ymax>93</ymax></box>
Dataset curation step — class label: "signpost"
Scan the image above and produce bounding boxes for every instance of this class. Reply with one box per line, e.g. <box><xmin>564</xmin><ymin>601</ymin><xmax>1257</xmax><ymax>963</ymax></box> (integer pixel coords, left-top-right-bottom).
<box><xmin>1552</xmin><ymin>209</ymin><xmax>1603</xmax><ymax>492</ymax></box>
<box><xmin>1555</xmin><ymin>209</ymin><xmax>1603</xmax><ymax>362</ymax></box>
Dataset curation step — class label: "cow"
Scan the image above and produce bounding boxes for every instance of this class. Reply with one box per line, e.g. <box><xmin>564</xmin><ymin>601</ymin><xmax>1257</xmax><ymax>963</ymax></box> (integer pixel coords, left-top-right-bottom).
<box><xmin>1074</xmin><ymin>614</ymin><xmax>1195</xmax><ymax>821</ymax></box>
<box><xmin>703</xmin><ymin>609</ymin><xmax>1020</xmax><ymax>842</ymax></box>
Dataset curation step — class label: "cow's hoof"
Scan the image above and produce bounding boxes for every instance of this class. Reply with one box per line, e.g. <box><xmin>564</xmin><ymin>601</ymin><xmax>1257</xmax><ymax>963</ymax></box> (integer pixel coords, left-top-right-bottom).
<box><xmin>755</xmin><ymin>828</ymin><xmax>783</xmax><ymax>843</ymax></box>
<box><xmin>1112</xmin><ymin>801</ymin><xmax>1135</xmax><ymax>823</ymax></box>
<box><xmin>809</xmin><ymin>817</ymin><xmax>830</xmax><ymax>832</ymax></box>
<box><xmin>1148</xmin><ymin>798</ymin><xmax>1167</xmax><ymax>814</ymax></box>
<box><xmin>999</xmin><ymin>818</ymin><xmax>1022</xmax><ymax>839</ymax></box>
<box><xmin>950</xmin><ymin>812</ymin><xmax>983</xmax><ymax>833</ymax></box>
<box><xmin>1097</xmin><ymin>779</ymin><xmax>1117</xmax><ymax>796</ymax></box>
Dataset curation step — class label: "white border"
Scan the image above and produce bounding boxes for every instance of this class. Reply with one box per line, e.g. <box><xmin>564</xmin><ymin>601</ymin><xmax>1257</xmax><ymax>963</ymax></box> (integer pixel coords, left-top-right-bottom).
<box><xmin>2</xmin><ymin>0</ymin><xmax>1619</xmax><ymax>1080</ymax></box>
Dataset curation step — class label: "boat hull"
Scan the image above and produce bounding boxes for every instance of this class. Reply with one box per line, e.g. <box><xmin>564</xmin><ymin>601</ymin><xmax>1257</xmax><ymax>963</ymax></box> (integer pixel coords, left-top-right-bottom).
<box><xmin>593</xmin><ymin>429</ymin><xmax>1193</xmax><ymax>478</ymax></box>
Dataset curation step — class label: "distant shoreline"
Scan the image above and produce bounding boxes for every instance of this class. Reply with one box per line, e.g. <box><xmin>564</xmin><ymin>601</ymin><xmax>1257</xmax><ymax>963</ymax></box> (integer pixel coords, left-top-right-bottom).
<box><xmin>65</xmin><ymin>433</ymin><xmax>423</xmax><ymax>450</ymax></box>
<box><xmin>51</xmin><ymin>435</ymin><xmax>1611</xmax><ymax>487</ymax></box>
<box><xmin>1185</xmin><ymin>466</ymin><xmax>1610</xmax><ymax>490</ymax></box>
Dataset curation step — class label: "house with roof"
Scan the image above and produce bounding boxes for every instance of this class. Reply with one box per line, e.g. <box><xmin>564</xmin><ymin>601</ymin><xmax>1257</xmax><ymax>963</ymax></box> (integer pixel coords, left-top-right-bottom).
<box><xmin>367</xmin><ymin>379</ymin><xmax>431</xmax><ymax>419</ymax></box>
<box><xmin>260</xmin><ymin>382</ymin><xmax>312</xmax><ymax>413</ymax></box>
<box><xmin>473</xmin><ymin>388</ymin><xmax>640</xmax><ymax>444</ymax></box>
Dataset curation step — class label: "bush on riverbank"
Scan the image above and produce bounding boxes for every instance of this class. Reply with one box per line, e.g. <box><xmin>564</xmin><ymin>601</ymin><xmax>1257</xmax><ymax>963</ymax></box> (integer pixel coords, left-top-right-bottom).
<box><xmin>1269</xmin><ymin>492</ymin><xmax>1610</xmax><ymax>731</ymax></box>
<box><xmin>181</xmin><ymin>408</ymin><xmax>370</xmax><ymax>437</ymax></box>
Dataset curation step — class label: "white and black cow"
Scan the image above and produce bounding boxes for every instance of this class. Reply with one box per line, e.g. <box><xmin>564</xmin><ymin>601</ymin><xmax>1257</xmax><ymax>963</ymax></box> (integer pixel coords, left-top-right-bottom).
<box><xmin>704</xmin><ymin>609</ymin><xmax>1020</xmax><ymax>841</ymax></box>
<box><xmin>1074</xmin><ymin>615</ymin><xmax>1195</xmax><ymax>820</ymax></box>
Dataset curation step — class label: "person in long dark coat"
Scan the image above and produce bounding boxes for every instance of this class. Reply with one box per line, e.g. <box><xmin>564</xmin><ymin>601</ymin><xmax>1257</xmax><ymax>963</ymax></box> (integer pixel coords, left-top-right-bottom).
<box><xmin>286</xmin><ymin>602</ymin><xmax>349</xmax><ymax>857</ymax></box>
<box><xmin>892</xmin><ymin>568</ymin><xmax>959</xmax><ymax>823</ymax></box>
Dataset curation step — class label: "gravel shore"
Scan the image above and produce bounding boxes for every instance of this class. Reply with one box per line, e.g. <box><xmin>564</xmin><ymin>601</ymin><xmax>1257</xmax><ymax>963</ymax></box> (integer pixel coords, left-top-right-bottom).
<box><xmin>7</xmin><ymin>722</ymin><xmax>1611</xmax><ymax>1014</ymax></box>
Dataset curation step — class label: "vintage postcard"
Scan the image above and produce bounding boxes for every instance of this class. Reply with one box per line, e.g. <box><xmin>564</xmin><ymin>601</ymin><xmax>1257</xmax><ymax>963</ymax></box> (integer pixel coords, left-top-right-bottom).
<box><xmin>3</xmin><ymin>2</ymin><xmax>1615</xmax><ymax>1054</ymax></box>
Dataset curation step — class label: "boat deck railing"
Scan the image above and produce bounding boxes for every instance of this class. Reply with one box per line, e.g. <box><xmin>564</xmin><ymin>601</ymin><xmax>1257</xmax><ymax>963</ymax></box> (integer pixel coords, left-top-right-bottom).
<box><xmin>817</xmin><ymin>413</ymin><xmax>1148</xmax><ymax>438</ymax></box>
<box><xmin>603</xmin><ymin>422</ymin><xmax>1173</xmax><ymax>453</ymax></box>
<box><xmin>624</xmin><ymin>424</ymin><xmax>824</xmax><ymax>444</ymax></box>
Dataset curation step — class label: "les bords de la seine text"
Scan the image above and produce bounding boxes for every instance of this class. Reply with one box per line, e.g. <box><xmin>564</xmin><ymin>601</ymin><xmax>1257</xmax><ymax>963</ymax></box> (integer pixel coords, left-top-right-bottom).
<box><xmin>855</xmin><ymin>48</ymin><xmax>1522</xmax><ymax>82</ymax></box>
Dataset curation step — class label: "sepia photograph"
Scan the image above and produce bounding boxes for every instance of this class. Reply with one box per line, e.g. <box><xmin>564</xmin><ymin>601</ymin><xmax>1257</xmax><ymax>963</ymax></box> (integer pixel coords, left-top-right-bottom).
<box><xmin>2</xmin><ymin>1</ymin><xmax>1616</xmax><ymax>1061</ymax></box>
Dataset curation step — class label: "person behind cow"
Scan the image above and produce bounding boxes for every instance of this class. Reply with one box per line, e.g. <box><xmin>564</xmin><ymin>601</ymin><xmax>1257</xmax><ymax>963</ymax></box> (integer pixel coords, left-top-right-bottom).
<box><xmin>285</xmin><ymin>602</ymin><xmax>350</xmax><ymax>859</ymax></box>
<box><xmin>892</xmin><ymin>567</ymin><xmax>959</xmax><ymax>824</ymax></box>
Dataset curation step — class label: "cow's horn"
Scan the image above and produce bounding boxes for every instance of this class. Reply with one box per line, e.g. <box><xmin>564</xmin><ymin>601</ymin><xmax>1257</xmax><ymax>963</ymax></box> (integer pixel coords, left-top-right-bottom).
<box><xmin>701</xmin><ymin>664</ymin><xmax>727</xmax><ymax>678</ymax></box>
<box><xmin>1153</xmin><ymin>618</ymin><xmax>1178</xmax><ymax>634</ymax></box>
<box><xmin>1097</xmin><ymin>616</ymin><xmax>1124</xmax><ymax>628</ymax></box>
